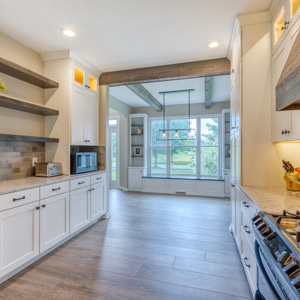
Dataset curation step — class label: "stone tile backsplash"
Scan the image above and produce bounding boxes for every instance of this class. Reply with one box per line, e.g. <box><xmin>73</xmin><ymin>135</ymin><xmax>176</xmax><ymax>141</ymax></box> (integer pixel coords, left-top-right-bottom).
<box><xmin>0</xmin><ymin>141</ymin><xmax>45</xmax><ymax>181</ymax></box>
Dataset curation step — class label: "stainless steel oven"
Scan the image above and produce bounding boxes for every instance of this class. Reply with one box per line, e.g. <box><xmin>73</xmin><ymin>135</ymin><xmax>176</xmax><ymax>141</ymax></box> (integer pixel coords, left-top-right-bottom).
<box><xmin>71</xmin><ymin>152</ymin><xmax>98</xmax><ymax>174</ymax></box>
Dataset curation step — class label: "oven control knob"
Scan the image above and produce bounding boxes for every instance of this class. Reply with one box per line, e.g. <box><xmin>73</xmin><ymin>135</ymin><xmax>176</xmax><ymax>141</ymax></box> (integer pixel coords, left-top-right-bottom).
<box><xmin>252</xmin><ymin>214</ymin><xmax>261</xmax><ymax>223</ymax></box>
<box><xmin>291</xmin><ymin>275</ymin><xmax>300</xmax><ymax>292</ymax></box>
<box><xmin>283</xmin><ymin>261</ymin><xmax>300</xmax><ymax>278</ymax></box>
<box><xmin>277</xmin><ymin>251</ymin><xmax>291</xmax><ymax>266</ymax></box>
<box><xmin>257</xmin><ymin>222</ymin><xmax>267</xmax><ymax>232</ymax></box>
<box><xmin>261</xmin><ymin>226</ymin><xmax>271</xmax><ymax>236</ymax></box>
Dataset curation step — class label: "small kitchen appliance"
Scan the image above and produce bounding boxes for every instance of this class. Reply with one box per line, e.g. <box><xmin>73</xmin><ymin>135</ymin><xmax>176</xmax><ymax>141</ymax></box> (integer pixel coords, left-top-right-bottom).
<box><xmin>252</xmin><ymin>210</ymin><xmax>300</xmax><ymax>299</ymax></box>
<box><xmin>70</xmin><ymin>152</ymin><xmax>98</xmax><ymax>174</ymax></box>
<box><xmin>35</xmin><ymin>162</ymin><xmax>62</xmax><ymax>177</ymax></box>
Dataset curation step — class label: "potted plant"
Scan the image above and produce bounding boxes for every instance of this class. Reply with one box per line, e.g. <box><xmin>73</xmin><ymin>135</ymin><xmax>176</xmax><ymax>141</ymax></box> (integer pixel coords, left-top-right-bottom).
<box><xmin>0</xmin><ymin>78</ymin><xmax>7</xmax><ymax>92</ymax></box>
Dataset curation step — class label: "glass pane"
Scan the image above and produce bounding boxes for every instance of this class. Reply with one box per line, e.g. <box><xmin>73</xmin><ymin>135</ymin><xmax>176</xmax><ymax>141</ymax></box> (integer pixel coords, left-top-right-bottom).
<box><xmin>170</xmin><ymin>147</ymin><xmax>196</xmax><ymax>175</ymax></box>
<box><xmin>74</xmin><ymin>67</ymin><xmax>84</xmax><ymax>85</ymax></box>
<box><xmin>292</xmin><ymin>0</ymin><xmax>300</xmax><ymax>16</ymax></box>
<box><xmin>151</xmin><ymin>148</ymin><xmax>167</xmax><ymax>174</ymax></box>
<box><xmin>89</xmin><ymin>75</ymin><xmax>97</xmax><ymax>92</ymax></box>
<box><xmin>200</xmin><ymin>147</ymin><xmax>219</xmax><ymax>176</ymax></box>
<box><xmin>170</xmin><ymin>119</ymin><xmax>197</xmax><ymax>146</ymax></box>
<box><xmin>109</xmin><ymin>119</ymin><xmax>117</xmax><ymax>126</ymax></box>
<box><xmin>111</xmin><ymin>132</ymin><xmax>116</xmax><ymax>181</ymax></box>
<box><xmin>201</xmin><ymin>118</ymin><xmax>219</xmax><ymax>146</ymax></box>
<box><xmin>274</xmin><ymin>7</ymin><xmax>284</xmax><ymax>43</ymax></box>
<box><xmin>151</xmin><ymin>120</ymin><xmax>167</xmax><ymax>146</ymax></box>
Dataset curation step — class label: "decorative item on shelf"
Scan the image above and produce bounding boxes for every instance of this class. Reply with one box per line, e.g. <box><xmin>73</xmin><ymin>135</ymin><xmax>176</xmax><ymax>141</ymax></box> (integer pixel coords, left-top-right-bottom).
<box><xmin>133</xmin><ymin>147</ymin><xmax>142</xmax><ymax>157</ymax></box>
<box><xmin>136</xmin><ymin>128</ymin><xmax>143</xmax><ymax>135</ymax></box>
<box><xmin>0</xmin><ymin>78</ymin><xmax>7</xmax><ymax>92</ymax></box>
<box><xmin>227</xmin><ymin>147</ymin><xmax>231</xmax><ymax>157</ymax></box>
<box><xmin>156</xmin><ymin>89</ymin><xmax>196</xmax><ymax>141</ymax></box>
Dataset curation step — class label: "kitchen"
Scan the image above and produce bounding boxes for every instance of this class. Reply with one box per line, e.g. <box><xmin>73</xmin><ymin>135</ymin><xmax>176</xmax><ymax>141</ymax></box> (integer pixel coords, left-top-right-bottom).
<box><xmin>1</xmin><ymin>0</ymin><xmax>300</xmax><ymax>299</ymax></box>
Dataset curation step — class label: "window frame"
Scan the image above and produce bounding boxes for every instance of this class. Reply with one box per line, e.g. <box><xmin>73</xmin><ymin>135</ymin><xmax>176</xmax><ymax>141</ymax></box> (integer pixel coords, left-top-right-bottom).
<box><xmin>148</xmin><ymin>114</ymin><xmax>222</xmax><ymax>178</ymax></box>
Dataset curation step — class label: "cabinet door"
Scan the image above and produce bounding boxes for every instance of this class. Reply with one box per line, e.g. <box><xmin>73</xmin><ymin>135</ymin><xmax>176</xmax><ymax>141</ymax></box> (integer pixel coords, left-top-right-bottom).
<box><xmin>40</xmin><ymin>193</ymin><xmax>70</xmax><ymax>253</ymax></box>
<box><xmin>235</xmin><ymin>72</ymin><xmax>241</xmax><ymax>132</ymax></box>
<box><xmin>85</xmin><ymin>92</ymin><xmax>99</xmax><ymax>146</ymax></box>
<box><xmin>90</xmin><ymin>182</ymin><xmax>106</xmax><ymax>221</ymax></box>
<box><xmin>272</xmin><ymin>39</ymin><xmax>292</xmax><ymax>142</ymax></box>
<box><xmin>128</xmin><ymin>168</ymin><xmax>143</xmax><ymax>189</ymax></box>
<box><xmin>230</xmin><ymin>133</ymin><xmax>236</xmax><ymax>185</ymax></box>
<box><xmin>235</xmin><ymin>186</ymin><xmax>242</xmax><ymax>253</ymax></box>
<box><xmin>70</xmin><ymin>186</ymin><xmax>90</xmax><ymax>234</ymax></box>
<box><xmin>0</xmin><ymin>201</ymin><xmax>39</xmax><ymax>277</ymax></box>
<box><xmin>71</xmin><ymin>86</ymin><xmax>85</xmax><ymax>145</ymax></box>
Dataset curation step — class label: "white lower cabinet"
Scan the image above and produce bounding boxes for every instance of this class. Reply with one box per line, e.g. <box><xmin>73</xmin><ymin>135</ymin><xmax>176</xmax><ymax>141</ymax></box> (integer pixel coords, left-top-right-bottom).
<box><xmin>40</xmin><ymin>192</ymin><xmax>70</xmax><ymax>253</ymax></box>
<box><xmin>128</xmin><ymin>167</ymin><xmax>145</xmax><ymax>190</ymax></box>
<box><xmin>90</xmin><ymin>182</ymin><xmax>106</xmax><ymax>221</ymax></box>
<box><xmin>0</xmin><ymin>201</ymin><xmax>40</xmax><ymax>277</ymax></box>
<box><xmin>70</xmin><ymin>186</ymin><xmax>90</xmax><ymax>234</ymax></box>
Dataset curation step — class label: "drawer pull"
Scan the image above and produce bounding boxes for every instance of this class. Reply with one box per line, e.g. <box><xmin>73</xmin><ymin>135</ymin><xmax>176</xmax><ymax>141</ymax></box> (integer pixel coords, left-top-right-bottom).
<box><xmin>97</xmin><ymin>177</ymin><xmax>102</xmax><ymax>180</ymax></box>
<box><xmin>42</xmin><ymin>204</ymin><xmax>46</xmax><ymax>208</ymax></box>
<box><xmin>78</xmin><ymin>181</ymin><xmax>85</xmax><ymax>185</ymax></box>
<box><xmin>52</xmin><ymin>187</ymin><xmax>61</xmax><ymax>191</ymax></box>
<box><xmin>244</xmin><ymin>225</ymin><xmax>251</xmax><ymax>234</ymax></box>
<box><xmin>36</xmin><ymin>206</ymin><xmax>40</xmax><ymax>210</ymax></box>
<box><xmin>13</xmin><ymin>196</ymin><xmax>26</xmax><ymax>201</ymax></box>
<box><xmin>243</xmin><ymin>257</ymin><xmax>250</xmax><ymax>268</ymax></box>
<box><xmin>242</xmin><ymin>201</ymin><xmax>249</xmax><ymax>208</ymax></box>
<box><xmin>89</xmin><ymin>188</ymin><xmax>95</xmax><ymax>192</ymax></box>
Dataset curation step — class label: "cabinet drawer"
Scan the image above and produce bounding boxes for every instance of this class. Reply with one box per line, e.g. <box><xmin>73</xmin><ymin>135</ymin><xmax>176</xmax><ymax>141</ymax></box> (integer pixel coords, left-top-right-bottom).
<box><xmin>70</xmin><ymin>176</ymin><xmax>90</xmax><ymax>191</ymax></box>
<box><xmin>0</xmin><ymin>188</ymin><xmax>39</xmax><ymax>212</ymax></box>
<box><xmin>91</xmin><ymin>173</ymin><xmax>106</xmax><ymax>185</ymax></box>
<box><xmin>240</xmin><ymin>192</ymin><xmax>257</xmax><ymax>220</ymax></box>
<box><xmin>242</xmin><ymin>206</ymin><xmax>255</xmax><ymax>251</ymax></box>
<box><xmin>40</xmin><ymin>181</ymin><xmax>69</xmax><ymax>199</ymax></box>
<box><xmin>241</xmin><ymin>229</ymin><xmax>257</xmax><ymax>295</ymax></box>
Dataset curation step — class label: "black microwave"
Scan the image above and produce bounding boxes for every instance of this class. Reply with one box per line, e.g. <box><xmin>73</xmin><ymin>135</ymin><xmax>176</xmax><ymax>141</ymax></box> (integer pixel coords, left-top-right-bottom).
<box><xmin>71</xmin><ymin>152</ymin><xmax>98</xmax><ymax>174</ymax></box>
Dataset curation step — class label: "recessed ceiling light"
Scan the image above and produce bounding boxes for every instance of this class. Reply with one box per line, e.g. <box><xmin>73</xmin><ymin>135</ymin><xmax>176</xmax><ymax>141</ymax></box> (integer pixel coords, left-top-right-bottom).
<box><xmin>208</xmin><ymin>41</ymin><xmax>219</xmax><ymax>48</ymax></box>
<box><xmin>62</xmin><ymin>29</ymin><xmax>76</xmax><ymax>37</ymax></box>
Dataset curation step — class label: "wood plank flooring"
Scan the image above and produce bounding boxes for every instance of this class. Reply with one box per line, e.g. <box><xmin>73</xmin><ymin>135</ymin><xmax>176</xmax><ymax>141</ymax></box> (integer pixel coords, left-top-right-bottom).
<box><xmin>0</xmin><ymin>190</ymin><xmax>252</xmax><ymax>299</ymax></box>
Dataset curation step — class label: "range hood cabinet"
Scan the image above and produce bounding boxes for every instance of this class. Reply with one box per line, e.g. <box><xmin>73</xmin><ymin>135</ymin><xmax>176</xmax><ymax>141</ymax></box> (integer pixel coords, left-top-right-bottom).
<box><xmin>276</xmin><ymin>30</ymin><xmax>300</xmax><ymax>111</ymax></box>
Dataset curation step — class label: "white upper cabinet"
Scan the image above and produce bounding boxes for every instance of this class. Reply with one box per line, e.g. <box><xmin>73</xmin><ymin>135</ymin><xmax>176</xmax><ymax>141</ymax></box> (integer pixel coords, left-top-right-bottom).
<box><xmin>71</xmin><ymin>85</ymin><xmax>99</xmax><ymax>146</ymax></box>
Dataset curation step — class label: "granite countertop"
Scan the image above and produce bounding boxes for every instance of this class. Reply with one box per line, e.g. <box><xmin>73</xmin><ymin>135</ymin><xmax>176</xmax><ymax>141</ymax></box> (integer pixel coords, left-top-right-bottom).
<box><xmin>241</xmin><ymin>186</ymin><xmax>300</xmax><ymax>214</ymax></box>
<box><xmin>0</xmin><ymin>170</ymin><xmax>106</xmax><ymax>196</ymax></box>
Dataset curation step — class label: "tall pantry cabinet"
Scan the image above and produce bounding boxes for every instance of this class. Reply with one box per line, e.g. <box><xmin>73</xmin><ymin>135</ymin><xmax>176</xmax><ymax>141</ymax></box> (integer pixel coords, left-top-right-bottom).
<box><xmin>229</xmin><ymin>12</ymin><xmax>274</xmax><ymax>295</ymax></box>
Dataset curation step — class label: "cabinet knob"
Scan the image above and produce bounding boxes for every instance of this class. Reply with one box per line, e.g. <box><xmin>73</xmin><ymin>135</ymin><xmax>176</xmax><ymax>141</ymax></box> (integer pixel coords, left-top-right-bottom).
<box><xmin>42</xmin><ymin>204</ymin><xmax>46</xmax><ymax>208</ymax></box>
<box><xmin>281</xmin><ymin>21</ymin><xmax>289</xmax><ymax>31</ymax></box>
<box><xmin>243</xmin><ymin>257</ymin><xmax>251</xmax><ymax>268</ymax></box>
<box><xmin>242</xmin><ymin>201</ymin><xmax>249</xmax><ymax>208</ymax></box>
<box><xmin>231</xmin><ymin>69</ymin><xmax>235</xmax><ymax>73</ymax></box>
<box><xmin>282</xmin><ymin>130</ymin><xmax>290</xmax><ymax>135</ymax></box>
<box><xmin>85</xmin><ymin>85</ymin><xmax>88</xmax><ymax>88</ymax></box>
<box><xmin>36</xmin><ymin>206</ymin><xmax>40</xmax><ymax>210</ymax></box>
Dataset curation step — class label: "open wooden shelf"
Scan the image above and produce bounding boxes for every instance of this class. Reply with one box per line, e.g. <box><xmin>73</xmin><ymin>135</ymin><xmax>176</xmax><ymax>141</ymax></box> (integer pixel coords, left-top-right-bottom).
<box><xmin>0</xmin><ymin>95</ymin><xmax>59</xmax><ymax>116</ymax></box>
<box><xmin>0</xmin><ymin>57</ymin><xmax>59</xmax><ymax>89</ymax></box>
<box><xmin>0</xmin><ymin>134</ymin><xmax>59</xmax><ymax>143</ymax></box>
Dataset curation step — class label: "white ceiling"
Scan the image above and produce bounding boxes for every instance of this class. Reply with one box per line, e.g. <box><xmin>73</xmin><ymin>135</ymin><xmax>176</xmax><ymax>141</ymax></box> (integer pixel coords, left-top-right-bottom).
<box><xmin>109</xmin><ymin>75</ymin><xmax>230</xmax><ymax>107</ymax></box>
<box><xmin>0</xmin><ymin>0</ymin><xmax>272</xmax><ymax>73</ymax></box>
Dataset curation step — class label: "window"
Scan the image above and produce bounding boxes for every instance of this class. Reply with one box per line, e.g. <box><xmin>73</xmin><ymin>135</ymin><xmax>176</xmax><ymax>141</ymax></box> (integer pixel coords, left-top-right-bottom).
<box><xmin>149</xmin><ymin>116</ymin><xmax>220</xmax><ymax>177</ymax></box>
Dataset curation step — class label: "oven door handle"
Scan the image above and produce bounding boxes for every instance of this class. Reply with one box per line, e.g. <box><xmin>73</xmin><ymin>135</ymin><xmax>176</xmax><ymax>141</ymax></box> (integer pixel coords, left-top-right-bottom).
<box><xmin>254</xmin><ymin>240</ymin><xmax>280</xmax><ymax>300</ymax></box>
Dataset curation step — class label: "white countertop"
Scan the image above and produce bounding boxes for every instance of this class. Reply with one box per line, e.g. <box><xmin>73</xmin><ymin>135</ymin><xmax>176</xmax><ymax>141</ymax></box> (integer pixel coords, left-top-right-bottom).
<box><xmin>0</xmin><ymin>170</ymin><xmax>106</xmax><ymax>196</ymax></box>
<box><xmin>241</xmin><ymin>185</ymin><xmax>300</xmax><ymax>214</ymax></box>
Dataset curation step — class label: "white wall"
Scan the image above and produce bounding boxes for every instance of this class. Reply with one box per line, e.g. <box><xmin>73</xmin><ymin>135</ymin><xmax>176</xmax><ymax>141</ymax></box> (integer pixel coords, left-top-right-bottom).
<box><xmin>109</xmin><ymin>96</ymin><xmax>133</xmax><ymax>188</ymax></box>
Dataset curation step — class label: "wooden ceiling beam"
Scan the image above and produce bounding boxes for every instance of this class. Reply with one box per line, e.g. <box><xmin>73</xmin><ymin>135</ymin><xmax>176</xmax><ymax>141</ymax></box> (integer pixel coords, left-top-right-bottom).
<box><xmin>99</xmin><ymin>58</ymin><xmax>230</xmax><ymax>86</ymax></box>
<box><xmin>127</xmin><ymin>84</ymin><xmax>162</xmax><ymax>111</ymax></box>
<box><xmin>205</xmin><ymin>77</ymin><xmax>213</xmax><ymax>109</ymax></box>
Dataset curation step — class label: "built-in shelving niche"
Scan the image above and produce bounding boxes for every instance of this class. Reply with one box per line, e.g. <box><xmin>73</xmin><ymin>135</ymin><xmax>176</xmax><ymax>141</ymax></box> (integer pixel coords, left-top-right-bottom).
<box><xmin>0</xmin><ymin>56</ymin><xmax>59</xmax><ymax>143</ymax></box>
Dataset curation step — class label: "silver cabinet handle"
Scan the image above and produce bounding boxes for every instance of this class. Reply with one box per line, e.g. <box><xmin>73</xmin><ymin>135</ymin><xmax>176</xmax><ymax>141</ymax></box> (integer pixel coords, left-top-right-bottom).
<box><xmin>52</xmin><ymin>187</ymin><xmax>61</xmax><ymax>191</ymax></box>
<box><xmin>13</xmin><ymin>196</ymin><xmax>26</xmax><ymax>201</ymax></box>
<box><xmin>242</xmin><ymin>201</ymin><xmax>249</xmax><ymax>208</ymax></box>
<box><xmin>243</xmin><ymin>257</ymin><xmax>250</xmax><ymax>268</ymax></box>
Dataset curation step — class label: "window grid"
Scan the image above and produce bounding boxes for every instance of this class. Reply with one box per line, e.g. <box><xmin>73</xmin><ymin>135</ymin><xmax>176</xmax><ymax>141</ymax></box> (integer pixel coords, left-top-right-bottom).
<box><xmin>149</xmin><ymin>116</ymin><xmax>221</xmax><ymax>178</ymax></box>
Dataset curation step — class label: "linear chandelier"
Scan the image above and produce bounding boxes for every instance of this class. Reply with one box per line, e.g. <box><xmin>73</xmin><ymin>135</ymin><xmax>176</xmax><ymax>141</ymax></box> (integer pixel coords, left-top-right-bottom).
<box><xmin>156</xmin><ymin>89</ymin><xmax>197</xmax><ymax>141</ymax></box>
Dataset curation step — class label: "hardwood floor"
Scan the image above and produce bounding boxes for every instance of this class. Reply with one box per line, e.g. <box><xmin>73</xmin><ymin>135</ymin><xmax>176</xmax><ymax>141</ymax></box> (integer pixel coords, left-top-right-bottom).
<box><xmin>0</xmin><ymin>190</ymin><xmax>252</xmax><ymax>299</ymax></box>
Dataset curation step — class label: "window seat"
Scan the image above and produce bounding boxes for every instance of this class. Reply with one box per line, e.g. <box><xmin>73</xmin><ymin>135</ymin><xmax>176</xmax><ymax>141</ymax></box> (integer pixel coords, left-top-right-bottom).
<box><xmin>142</xmin><ymin>175</ymin><xmax>224</xmax><ymax>181</ymax></box>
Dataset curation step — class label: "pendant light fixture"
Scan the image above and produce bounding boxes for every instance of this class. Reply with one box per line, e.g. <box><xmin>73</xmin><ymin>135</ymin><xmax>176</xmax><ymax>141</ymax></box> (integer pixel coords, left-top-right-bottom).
<box><xmin>156</xmin><ymin>89</ymin><xmax>197</xmax><ymax>141</ymax></box>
